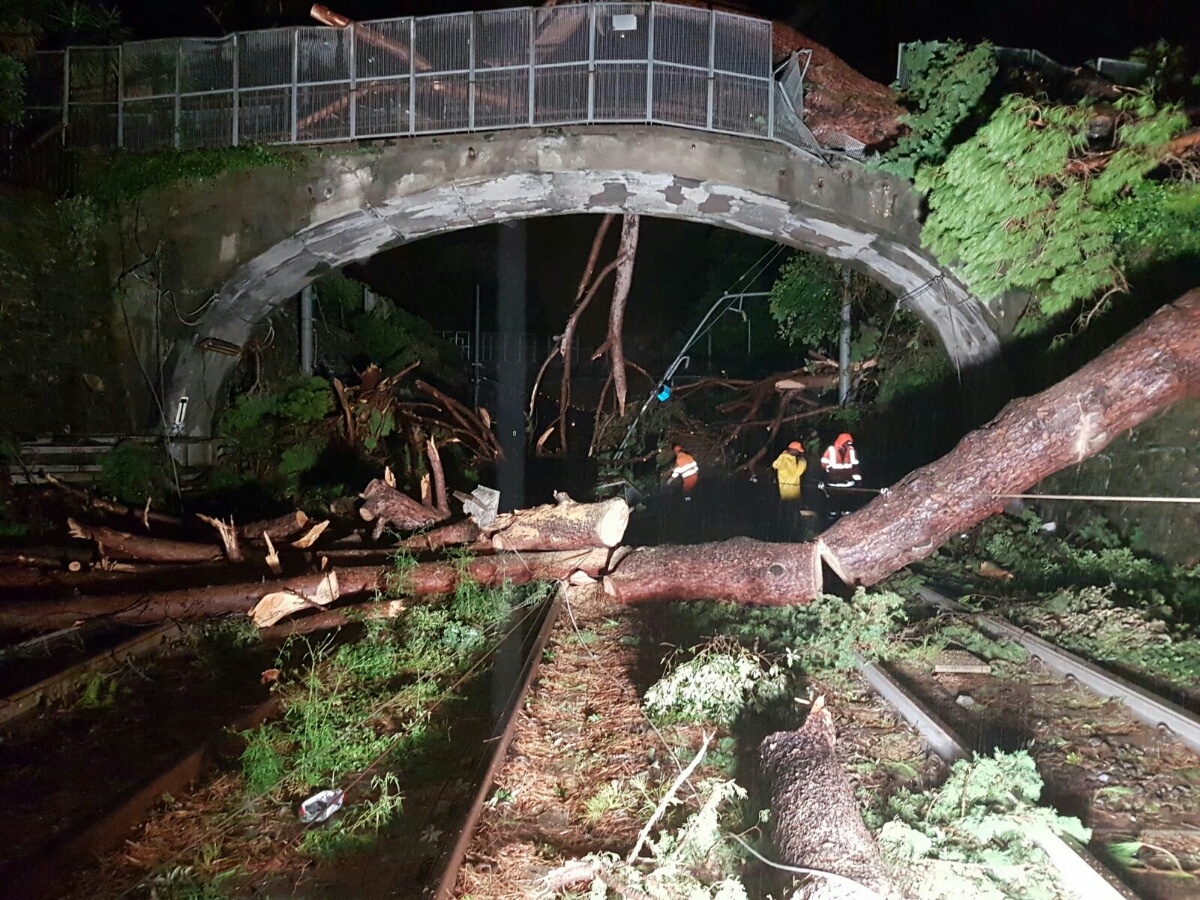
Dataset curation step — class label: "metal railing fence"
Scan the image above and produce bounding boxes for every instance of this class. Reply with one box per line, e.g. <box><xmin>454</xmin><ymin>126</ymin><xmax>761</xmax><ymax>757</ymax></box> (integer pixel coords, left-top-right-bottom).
<box><xmin>21</xmin><ymin>3</ymin><xmax>822</xmax><ymax>157</ymax></box>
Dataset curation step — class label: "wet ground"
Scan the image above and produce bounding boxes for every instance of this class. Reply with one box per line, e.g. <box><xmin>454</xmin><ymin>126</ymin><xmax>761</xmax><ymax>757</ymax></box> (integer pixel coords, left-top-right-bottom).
<box><xmin>624</xmin><ymin>474</ymin><xmax>866</xmax><ymax>546</ymax></box>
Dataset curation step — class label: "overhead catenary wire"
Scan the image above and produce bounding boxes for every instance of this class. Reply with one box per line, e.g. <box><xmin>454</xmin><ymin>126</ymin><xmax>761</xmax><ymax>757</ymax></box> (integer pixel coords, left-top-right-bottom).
<box><xmin>832</xmin><ymin>484</ymin><xmax>1200</xmax><ymax>505</ymax></box>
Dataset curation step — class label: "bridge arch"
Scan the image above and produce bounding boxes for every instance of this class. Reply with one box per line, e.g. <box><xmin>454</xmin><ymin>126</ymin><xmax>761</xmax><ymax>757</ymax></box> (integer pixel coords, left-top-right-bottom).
<box><xmin>147</xmin><ymin>125</ymin><xmax>1003</xmax><ymax>439</ymax></box>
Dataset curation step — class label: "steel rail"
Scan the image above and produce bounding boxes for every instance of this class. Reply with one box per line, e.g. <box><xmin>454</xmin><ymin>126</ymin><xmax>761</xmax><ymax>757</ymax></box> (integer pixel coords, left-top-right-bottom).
<box><xmin>0</xmin><ymin>623</ymin><xmax>182</xmax><ymax>725</ymax></box>
<box><xmin>0</xmin><ymin>695</ymin><xmax>281</xmax><ymax>900</ymax></box>
<box><xmin>852</xmin><ymin>651</ymin><xmax>1137</xmax><ymax>900</ymax></box>
<box><xmin>431</xmin><ymin>584</ymin><xmax>566</xmax><ymax>900</ymax></box>
<box><xmin>915</xmin><ymin>585</ymin><xmax>1200</xmax><ymax>755</ymax></box>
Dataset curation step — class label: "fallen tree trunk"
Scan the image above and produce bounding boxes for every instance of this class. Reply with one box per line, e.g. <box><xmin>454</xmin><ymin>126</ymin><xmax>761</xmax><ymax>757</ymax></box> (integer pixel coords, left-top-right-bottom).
<box><xmin>820</xmin><ymin>288</ymin><xmax>1200</xmax><ymax>588</ymax></box>
<box><xmin>488</xmin><ymin>495</ymin><xmax>629</xmax><ymax>552</ymax></box>
<box><xmin>240</xmin><ymin>511</ymin><xmax>310</xmax><ymax>542</ymax></box>
<box><xmin>0</xmin><ymin>549</ymin><xmax>612</xmax><ymax>631</ymax></box>
<box><xmin>759</xmin><ymin>697</ymin><xmax>899</xmax><ymax>899</ymax></box>
<box><xmin>68</xmin><ymin>519</ymin><xmax>222</xmax><ymax>564</ymax></box>
<box><xmin>604</xmin><ymin>288</ymin><xmax>1200</xmax><ymax>604</ymax></box>
<box><xmin>603</xmin><ymin>537</ymin><xmax>821</xmax><ymax>605</ymax></box>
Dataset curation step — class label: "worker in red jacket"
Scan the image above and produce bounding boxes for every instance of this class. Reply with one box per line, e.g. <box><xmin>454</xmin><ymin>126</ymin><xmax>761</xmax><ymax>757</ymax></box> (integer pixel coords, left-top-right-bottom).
<box><xmin>667</xmin><ymin>444</ymin><xmax>699</xmax><ymax>500</ymax></box>
<box><xmin>820</xmin><ymin>432</ymin><xmax>861</xmax><ymax>489</ymax></box>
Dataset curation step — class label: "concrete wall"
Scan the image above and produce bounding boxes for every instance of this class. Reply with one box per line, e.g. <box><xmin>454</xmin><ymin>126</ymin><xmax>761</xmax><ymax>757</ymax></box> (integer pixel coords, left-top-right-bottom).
<box><xmin>1038</xmin><ymin>397</ymin><xmax>1200</xmax><ymax>567</ymax></box>
<box><xmin>121</xmin><ymin>124</ymin><xmax>1005</xmax><ymax>438</ymax></box>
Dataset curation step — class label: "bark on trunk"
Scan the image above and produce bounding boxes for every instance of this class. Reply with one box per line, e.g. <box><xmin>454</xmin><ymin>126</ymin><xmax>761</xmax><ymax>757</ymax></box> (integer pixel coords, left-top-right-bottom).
<box><xmin>488</xmin><ymin>496</ymin><xmax>630</xmax><ymax>552</ymax></box>
<box><xmin>820</xmin><ymin>289</ymin><xmax>1200</xmax><ymax>588</ymax></box>
<box><xmin>240</xmin><ymin>511</ymin><xmax>310</xmax><ymax>542</ymax></box>
<box><xmin>397</xmin><ymin>520</ymin><xmax>485</xmax><ymax>552</ymax></box>
<box><xmin>0</xmin><ymin>549</ymin><xmax>611</xmax><ymax>631</ymax></box>
<box><xmin>602</xmin><ymin>538</ymin><xmax>821</xmax><ymax>605</ymax></box>
<box><xmin>608</xmin><ymin>214</ymin><xmax>640</xmax><ymax>417</ymax></box>
<box><xmin>359</xmin><ymin>479</ymin><xmax>446</xmax><ymax>537</ymax></box>
<box><xmin>68</xmin><ymin>519</ymin><xmax>222</xmax><ymax>564</ymax></box>
<box><xmin>759</xmin><ymin>699</ymin><xmax>899</xmax><ymax>899</ymax></box>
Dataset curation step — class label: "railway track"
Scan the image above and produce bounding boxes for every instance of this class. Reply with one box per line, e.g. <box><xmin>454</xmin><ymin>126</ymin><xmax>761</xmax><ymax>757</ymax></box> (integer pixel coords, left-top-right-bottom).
<box><xmin>855</xmin><ymin>651</ymin><xmax>1137</xmax><ymax>900</ymax></box>
<box><xmin>0</xmin><ymin>625</ymin><xmax>274</xmax><ymax>899</ymax></box>
<box><xmin>857</xmin><ymin>584</ymin><xmax>1200</xmax><ymax>900</ymax></box>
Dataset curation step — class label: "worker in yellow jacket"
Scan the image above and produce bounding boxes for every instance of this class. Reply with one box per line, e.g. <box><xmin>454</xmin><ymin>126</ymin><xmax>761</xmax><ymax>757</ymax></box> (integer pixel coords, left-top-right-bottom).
<box><xmin>772</xmin><ymin>441</ymin><xmax>806</xmax><ymax>501</ymax></box>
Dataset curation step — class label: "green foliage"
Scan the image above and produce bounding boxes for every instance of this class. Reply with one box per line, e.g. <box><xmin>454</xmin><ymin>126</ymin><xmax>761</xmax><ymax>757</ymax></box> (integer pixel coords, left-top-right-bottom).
<box><xmin>0</xmin><ymin>55</ymin><xmax>25</xmax><ymax>127</ymax></box>
<box><xmin>215</xmin><ymin>376</ymin><xmax>334</xmax><ymax>499</ymax></box>
<box><xmin>74</xmin><ymin>671</ymin><xmax>119</xmax><ymax>709</ymax></box>
<box><xmin>643</xmin><ymin>643</ymin><xmax>790</xmax><ymax>728</ymax></box>
<box><xmin>917</xmin><ymin>93</ymin><xmax>1190</xmax><ymax>320</ymax></box>
<box><xmin>240</xmin><ymin>580</ymin><xmax>546</xmax><ymax>797</ymax></box>
<box><xmin>85</xmin><ymin>145</ymin><xmax>297</xmax><ymax>208</ymax></box>
<box><xmin>876</xmin><ymin>750</ymin><xmax>1089</xmax><ymax>899</ymax></box>
<box><xmin>97</xmin><ymin>441</ymin><xmax>174</xmax><ymax>506</ymax></box>
<box><xmin>314</xmin><ymin>271</ymin><xmax>464</xmax><ymax>381</ymax></box>
<box><xmin>874</xmin><ymin>338</ymin><xmax>954</xmax><ymax>406</ymax></box>
<box><xmin>668</xmin><ymin>588</ymin><xmax>907</xmax><ymax>672</ymax></box>
<box><xmin>1110</xmin><ymin>180</ymin><xmax>1200</xmax><ymax>270</ymax></box>
<box><xmin>1013</xmin><ymin>585</ymin><xmax>1200</xmax><ymax>685</ymax></box>
<box><xmin>1130</xmin><ymin>41</ymin><xmax>1199</xmax><ymax>100</ymax></box>
<box><xmin>975</xmin><ymin>510</ymin><xmax>1184</xmax><ymax>587</ymax></box>
<box><xmin>880</xmin><ymin>41</ymin><xmax>999</xmax><ymax>180</ymax></box>
<box><xmin>579</xmin><ymin>779</ymin><xmax>750</xmax><ymax>900</ymax></box>
<box><xmin>767</xmin><ymin>254</ymin><xmax>845</xmax><ymax>350</ymax></box>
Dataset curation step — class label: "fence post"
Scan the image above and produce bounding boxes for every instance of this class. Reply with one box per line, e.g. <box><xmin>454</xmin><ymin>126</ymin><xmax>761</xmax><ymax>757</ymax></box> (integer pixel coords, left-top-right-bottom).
<box><xmin>408</xmin><ymin>18</ymin><xmax>416</xmax><ymax>135</ymax></box>
<box><xmin>467</xmin><ymin>13</ymin><xmax>475</xmax><ymax>130</ymax></box>
<box><xmin>116</xmin><ymin>44</ymin><xmax>124</xmax><ymax>148</ymax></box>
<box><xmin>348</xmin><ymin>23</ymin><xmax>357</xmax><ymax>139</ymax></box>
<box><xmin>586</xmin><ymin>3</ymin><xmax>596</xmax><ymax>121</ymax></box>
<box><xmin>645</xmin><ymin>3</ymin><xmax>655</xmax><ymax>123</ymax></box>
<box><xmin>706</xmin><ymin>11</ymin><xmax>715</xmax><ymax>130</ymax></box>
<box><xmin>291</xmin><ymin>28</ymin><xmax>299</xmax><ymax>142</ymax></box>
<box><xmin>766</xmin><ymin>29</ymin><xmax>774</xmax><ymax>140</ymax></box>
<box><xmin>173</xmin><ymin>41</ymin><xmax>182</xmax><ymax>148</ymax></box>
<box><xmin>231</xmin><ymin>34</ymin><xmax>239</xmax><ymax>146</ymax></box>
<box><xmin>61</xmin><ymin>49</ymin><xmax>69</xmax><ymax>147</ymax></box>
<box><xmin>527</xmin><ymin>8</ymin><xmax>535</xmax><ymax>126</ymax></box>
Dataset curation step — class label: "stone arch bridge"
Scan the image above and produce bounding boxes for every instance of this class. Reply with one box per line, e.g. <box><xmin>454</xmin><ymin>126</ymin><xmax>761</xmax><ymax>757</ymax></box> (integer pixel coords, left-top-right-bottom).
<box><xmin>125</xmin><ymin>125</ymin><xmax>1003</xmax><ymax>443</ymax></box>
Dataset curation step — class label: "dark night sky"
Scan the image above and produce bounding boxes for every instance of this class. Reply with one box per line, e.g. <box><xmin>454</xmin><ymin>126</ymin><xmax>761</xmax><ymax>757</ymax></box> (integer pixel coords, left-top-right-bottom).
<box><xmin>106</xmin><ymin>0</ymin><xmax>1200</xmax><ymax>343</ymax></box>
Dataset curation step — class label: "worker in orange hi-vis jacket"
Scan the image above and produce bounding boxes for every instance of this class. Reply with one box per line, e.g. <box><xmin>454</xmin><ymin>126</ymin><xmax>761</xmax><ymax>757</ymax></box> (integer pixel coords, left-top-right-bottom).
<box><xmin>820</xmin><ymin>432</ymin><xmax>861</xmax><ymax>489</ymax></box>
<box><xmin>667</xmin><ymin>444</ymin><xmax>700</xmax><ymax>500</ymax></box>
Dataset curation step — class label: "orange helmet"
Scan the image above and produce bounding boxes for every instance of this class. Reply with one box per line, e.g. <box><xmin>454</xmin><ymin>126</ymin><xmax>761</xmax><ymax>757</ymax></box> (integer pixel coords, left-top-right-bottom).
<box><xmin>835</xmin><ymin>432</ymin><xmax>853</xmax><ymax>448</ymax></box>
<box><xmin>787</xmin><ymin>441</ymin><xmax>804</xmax><ymax>453</ymax></box>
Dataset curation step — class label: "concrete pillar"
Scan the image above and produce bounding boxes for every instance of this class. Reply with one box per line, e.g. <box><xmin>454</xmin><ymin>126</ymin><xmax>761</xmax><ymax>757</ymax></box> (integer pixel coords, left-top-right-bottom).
<box><xmin>300</xmin><ymin>285</ymin><xmax>314</xmax><ymax>375</ymax></box>
<box><xmin>495</xmin><ymin>221</ymin><xmax>527</xmax><ymax>512</ymax></box>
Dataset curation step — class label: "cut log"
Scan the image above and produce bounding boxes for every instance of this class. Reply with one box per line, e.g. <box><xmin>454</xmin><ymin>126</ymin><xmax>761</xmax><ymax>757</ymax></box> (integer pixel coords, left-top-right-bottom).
<box><xmin>240</xmin><ymin>511</ymin><xmax>310</xmax><ymax>542</ymax></box>
<box><xmin>489</xmin><ymin>496</ymin><xmax>630</xmax><ymax>552</ymax></box>
<box><xmin>67</xmin><ymin>518</ymin><xmax>222</xmax><ymax>564</ymax></box>
<box><xmin>397</xmin><ymin>520</ymin><xmax>485</xmax><ymax>552</ymax></box>
<box><xmin>0</xmin><ymin>549</ymin><xmax>612</xmax><ymax>631</ymax></box>
<box><xmin>603</xmin><ymin>538</ymin><xmax>821</xmax><ymax>605</ymax></box>
<box><xmin>359</xmin><ymin>479</ymin><xmax>446</xmax><ymax>538</ymax></box>
<box><xmin>259</xmin><ymin>598</ymin><xmax>408</xmax><ymax>640</ymax></box>
<box><xmin>819</xmin><ymin>288</ymin><xmax>1200</xmax><ymax>588</ymax></box>
<box><xmin>759</xmin><ymin>697</ymin><xmax>899</xmax><ymax>899</ymax></box>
